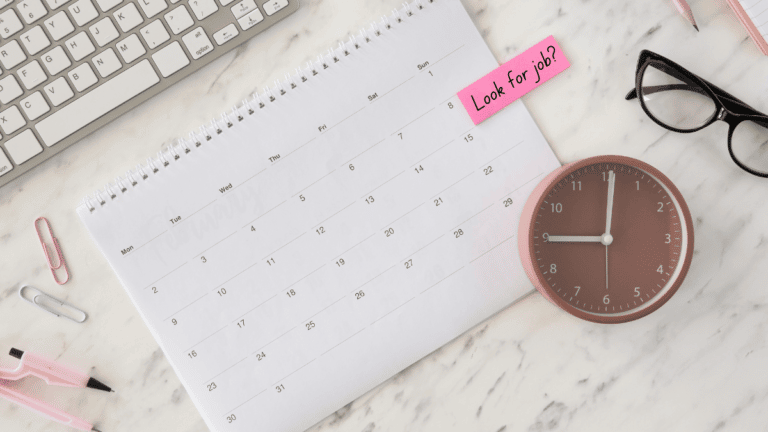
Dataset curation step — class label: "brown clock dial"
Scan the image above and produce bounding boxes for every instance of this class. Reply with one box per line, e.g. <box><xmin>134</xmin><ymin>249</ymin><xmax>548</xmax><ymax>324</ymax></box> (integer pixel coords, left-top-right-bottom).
<box><xmin>518</xmin><ymin>155</ymin><xmax>694</xmax><ymax>323</ymax></box>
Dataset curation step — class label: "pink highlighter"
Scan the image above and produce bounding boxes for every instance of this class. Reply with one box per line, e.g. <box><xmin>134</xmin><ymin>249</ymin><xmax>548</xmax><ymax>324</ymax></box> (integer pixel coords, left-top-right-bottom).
<box><xmin>0</xmin><ymin>348</ymin><xmax>112</xmax><ymax>431</ymax></box>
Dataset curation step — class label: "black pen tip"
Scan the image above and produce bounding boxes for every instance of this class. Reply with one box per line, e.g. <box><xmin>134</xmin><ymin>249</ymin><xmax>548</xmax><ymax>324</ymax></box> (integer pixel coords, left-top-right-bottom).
<box><xmin>86</xmin><ymin>377</ymin><xmax>113</xmax><ymax>393</ymax></box>
<box><xmin>693</xmin><ymin>24</ymin><xmax>699</xmax><ymax>32</ymax></box>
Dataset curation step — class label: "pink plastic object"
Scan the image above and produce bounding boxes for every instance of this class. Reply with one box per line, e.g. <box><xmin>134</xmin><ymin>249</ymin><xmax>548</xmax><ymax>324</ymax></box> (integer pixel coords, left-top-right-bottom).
<box><xmin>0</xmin><ymin>351</ymin><xmax>95</xmax><ymax>431</ymax></box>
<box><xmin>34</xmin><ymin>217</ymin><xmax>71</xmax><ymax>285</ymax></box>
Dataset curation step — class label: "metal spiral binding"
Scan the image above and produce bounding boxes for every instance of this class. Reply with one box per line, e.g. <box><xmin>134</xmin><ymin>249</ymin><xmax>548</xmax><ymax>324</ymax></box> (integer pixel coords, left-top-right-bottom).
<box><xmin>82</xmin><ymin>0</ymin><xmax>430</xmax><ymax>213</ymax></box>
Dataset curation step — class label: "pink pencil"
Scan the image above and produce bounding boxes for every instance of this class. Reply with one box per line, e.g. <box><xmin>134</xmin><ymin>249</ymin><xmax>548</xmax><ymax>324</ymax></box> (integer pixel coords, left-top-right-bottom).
<box><xmin>0</xmin><ymin>348</ymin><xmax>113</xmax><ymax>431</ymax></box>
<box><xmin>672</xmin><ymin>0</ymin><xmax>699</xmax><ymax>31</ymax></box>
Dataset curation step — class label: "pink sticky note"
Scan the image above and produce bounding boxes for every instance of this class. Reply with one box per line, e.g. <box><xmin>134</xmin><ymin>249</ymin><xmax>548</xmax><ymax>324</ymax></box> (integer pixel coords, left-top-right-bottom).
<box><xmin>458</xmin><ymin>36</ymin><xmax>570</xmax><ymax>125</ymax></box>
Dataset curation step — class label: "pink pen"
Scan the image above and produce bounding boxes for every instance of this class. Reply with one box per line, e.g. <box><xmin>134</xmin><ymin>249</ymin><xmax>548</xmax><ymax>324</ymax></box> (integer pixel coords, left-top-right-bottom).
<box><xmin>671</xmin><ymin>0</ymin><xmax>699</xmax><ymax>31</ymax></box>
<box><xmin>0</xmin><ymin>348</ymin><xmax>112</xmax><ymax>431</ymax></box>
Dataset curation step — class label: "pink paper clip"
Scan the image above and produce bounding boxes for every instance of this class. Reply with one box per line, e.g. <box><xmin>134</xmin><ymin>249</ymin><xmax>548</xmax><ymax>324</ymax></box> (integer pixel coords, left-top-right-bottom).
<box><xmin>34</xmin><ymin>217</ymin><xmax>70</xmax><ymax>285</ymax></box>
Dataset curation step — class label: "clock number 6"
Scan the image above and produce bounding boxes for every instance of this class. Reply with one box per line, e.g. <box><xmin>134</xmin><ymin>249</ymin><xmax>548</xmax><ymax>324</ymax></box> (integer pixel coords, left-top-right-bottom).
<box><xmin>603</xmin><ymin>294</ymin><xmax>610</xmax><ymax>304</ymax></box>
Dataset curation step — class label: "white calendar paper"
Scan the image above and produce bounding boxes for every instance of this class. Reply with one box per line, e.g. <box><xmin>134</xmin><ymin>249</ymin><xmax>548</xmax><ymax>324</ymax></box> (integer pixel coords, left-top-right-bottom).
<box><xmin>78</xmin><ymin>1</ymin><xmax>560</xmax><ymax>430</ymax></box>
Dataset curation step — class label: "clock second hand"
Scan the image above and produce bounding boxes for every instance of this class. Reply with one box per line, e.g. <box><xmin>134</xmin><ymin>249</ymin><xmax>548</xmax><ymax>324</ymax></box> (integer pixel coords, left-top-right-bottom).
<box><xmin>605</xmin><ymin>170</ymin><xmax>615</xmax><ymax>291</ymax></box>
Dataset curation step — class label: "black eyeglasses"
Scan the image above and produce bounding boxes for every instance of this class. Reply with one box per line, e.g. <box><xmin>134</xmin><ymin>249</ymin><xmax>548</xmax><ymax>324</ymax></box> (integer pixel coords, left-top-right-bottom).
<box><xmin>626</xmin><ymin>50</ymin><xmax>768</xmax><ymax>178</ymax></box>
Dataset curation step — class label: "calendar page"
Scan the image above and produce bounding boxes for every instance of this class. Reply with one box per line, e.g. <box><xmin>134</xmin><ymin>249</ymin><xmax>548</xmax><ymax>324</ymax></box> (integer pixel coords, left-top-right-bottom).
<box><xmin>78</xmin><ymin>1</ymin><xmax>560</xmax><ymax>431</ymax></box>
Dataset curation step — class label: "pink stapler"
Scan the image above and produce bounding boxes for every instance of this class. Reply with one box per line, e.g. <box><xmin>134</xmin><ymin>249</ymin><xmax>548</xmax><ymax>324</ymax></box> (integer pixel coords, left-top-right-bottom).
<box><xmin>0</xmin><ymin>348</ymin><xmax>112</xmax><ymax>431</ymax></box>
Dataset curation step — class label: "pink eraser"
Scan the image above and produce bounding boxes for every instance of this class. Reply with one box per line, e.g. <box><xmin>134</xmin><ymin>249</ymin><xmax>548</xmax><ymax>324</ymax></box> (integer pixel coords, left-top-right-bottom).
<box><xmin>458</xmin><ymin>36</ymin><xmax>570</xmax><ymax>125</ymax></box>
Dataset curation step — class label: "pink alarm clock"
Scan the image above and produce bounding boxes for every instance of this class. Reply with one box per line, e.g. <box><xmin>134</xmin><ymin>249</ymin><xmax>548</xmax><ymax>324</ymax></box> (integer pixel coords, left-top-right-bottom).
<box><xmin>518</xmin><ymin>155</ymin><xmax>694</xmax><ymax>323</ymax></box>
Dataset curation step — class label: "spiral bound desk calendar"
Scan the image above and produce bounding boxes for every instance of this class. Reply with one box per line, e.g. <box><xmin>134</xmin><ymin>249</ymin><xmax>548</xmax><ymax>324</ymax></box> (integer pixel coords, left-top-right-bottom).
<box><xmin>82</xmin><ymin>0</ymin><xmax>432</xmax><ymax>212</ymax></box>
<box><xmin>76</xmin><ymin>0</ymin><xmax>561</xmax><ymax>430</ymax></box>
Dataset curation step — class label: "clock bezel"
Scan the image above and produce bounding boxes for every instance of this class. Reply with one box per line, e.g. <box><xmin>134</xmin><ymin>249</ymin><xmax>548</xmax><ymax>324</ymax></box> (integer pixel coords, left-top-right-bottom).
<box><xmin>518</xmin><ymin>155</ymin><xmax>695</xmax><ymax>324</ymax></box>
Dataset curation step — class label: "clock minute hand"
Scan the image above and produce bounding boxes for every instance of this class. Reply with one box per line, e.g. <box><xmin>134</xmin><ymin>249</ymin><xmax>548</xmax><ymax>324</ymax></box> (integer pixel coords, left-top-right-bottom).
<box><xmin>547</xmin><ymin>235</ymin><xmax>603</xmax><ymax>243</ymax></box>
<box><xmin>605</xmin><ymin>170</ymin><xmax>616</xmax><ymax>237</ymax></box>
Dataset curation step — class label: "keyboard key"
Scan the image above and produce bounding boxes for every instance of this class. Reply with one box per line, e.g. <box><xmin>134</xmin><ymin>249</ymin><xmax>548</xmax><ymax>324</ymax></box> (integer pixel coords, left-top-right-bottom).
<box><xmin>65</xmin><ymin>31</ymin><xmax>95</xmax><ymax>61</ymax></box>
<box><xmin>20</xmin><ymin>25</ymin><xmax>50</xmax><ymax>55</ymax></box>
<box><xmin>140</xmin><ymin>19</ymin><xmax>169</xmax><ymax>49</ymax></box>
<box><xmin>163</xmin><ymin>5</ymin><xmax>192</xmax><ymax>35</ymax></box>
<box><xmin>41</xmin><ymin>45</ymin><xmax>71</xmax><ymax>74</ymax></box>
<box><xmin>45</xmin><ymin>0</ymin><xmax>72</xmax><ymax>10</ymax></box>
<box><xmin>20</xmin><ymin>91</ymin><xmax>50</xmax><ymax>120</ymax></box>
<box><xmin>219</xmin><ymin>0</ymin><xmax>234</xmax><ymax>5</ymax></box>
<box><xmin>0</xmin><ymin>148</ymin><xmax>12</xmax><ymax>177</ymax></box>
<box><xmin>36</xmin><ymin>59</ymin><xmax>159</xmax><ymax>146</ymax></box>
<box><xmin>68</xmin><ymin>62</ymin><xmax>98</xmax><ymax>91</ymax></box>
<box><xmin>113</xmin><ymin>2</ymin><xmax>142</xmax><ymax>32</ymax></box>
<box><xmin>92</xmin><ymin>47</ymin><xmax>121</xmax><ymax>77</ymax></box>
<box><xmin>0</xmin><ymin>106</ymin><xmax>27</xmax><ymax>135</ymax></box>
<box><xmin>5</xmin><ymin>130</ymin><xmax>42</xmax><ymax>164</ymax></box>
<box><xmin>17</xmin><ymin>60</ymin><xmax>47</xmax><ymax>89</ymax></box>
<box><xmin>43</xmin><ymin>76</ymin><xmax>74</xmax><ymax>106</ymax></box>
<box><xmin>151</xmin><ymin>40</ymin><xmax>187</xmax><ymax>77</ymax></box>
<box><xmin>116</xmin><ymin>34</ymin><xmax>145</xmax><ymax>63</ymax></box>
<box><xmin>94</xmin><ymin>0</ymin><xmax>120</xmax><ymax>12</ymax></box>
<box><xmin>230</xmin><ymin>0</ymin><xmax>255</xmax><ymax>19</ymax></box>
<box><xmin>69</xmin><ymin>0</ymin><xmax>99</xmax><ymax>26</ymax></box>
<box><xmin>0</xmin><ymin>75</ymin><xmax>23</xmax><ymax>103</ymax></box>
<box><xmin>89</xmin><ymin>17</ymin><xmax>119</xmax><ymax>46</ymax></box>
<box><xmin>17</xmin><ymin>0</ymin><xmax>47</xmax><ymax>24</ymax></box>
<box><xmin>262</xmin><ymin>0</ymin><xmax>287</xmax><ymax>16</ymax></box>
<box><xmin>0</xmin><ymin>0</ymin><xmax>11</xmax><ymax>8</ymax></box>
<box><xmin>236</xmin><ymin>8</ymin><xmax>262</xmax><ymax>31</ymax></box>
<box><xmin>213</xmin><ymin>23</ymin><xmax>237</xmax><ymax>45</ymax></box>
<box><xmin>188</xmin><ymin>0</ymin><xmax>217</xmax><ymax>20</ymax></box>
<box><xmin>45</xmin><ymin>0</ymin><xmax>69</xmax><ymax>10</ymax></box>
<box><xmin>0</xmin><ymin>40</ymin><xmax>27</xmax><ymax>69</ymax></box>
<box><xmin>0</xmin><ymin>9</ymin><xmax>24</xmax><ymax>37</ymax></box>
<box><xmin>137</xmin><ymin>0</ymin><xmax>166</xmax><ymax>18</ymax></box>
<box><xmin>181</xmin><ymin>27</ymin><xmax>212</xmax><ymax>59</ymax></box>
<box><xmin>44</xmin><ymin>11</ymin><xmax>75</xmax><ymax>41</ymax></box>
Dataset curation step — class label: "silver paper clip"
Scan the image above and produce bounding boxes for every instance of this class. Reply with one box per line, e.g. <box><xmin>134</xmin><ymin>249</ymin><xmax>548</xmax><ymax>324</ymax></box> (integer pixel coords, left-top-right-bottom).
<box><xmin>19</xmin><ymin>285</ymin><xmax>87</xmax><ymax>323</ymax></box>
<box><xmin>34</xmin><ymin>217</ymin><xmax>70</xmax><ymax>285</ymax></box>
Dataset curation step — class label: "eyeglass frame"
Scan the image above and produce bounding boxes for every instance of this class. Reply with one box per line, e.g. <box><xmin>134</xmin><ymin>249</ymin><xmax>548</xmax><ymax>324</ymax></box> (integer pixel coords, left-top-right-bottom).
<box><xmin>625</xmin><ymin>49</ymin><xmax>768</xmax><ymax>178</ymax></box>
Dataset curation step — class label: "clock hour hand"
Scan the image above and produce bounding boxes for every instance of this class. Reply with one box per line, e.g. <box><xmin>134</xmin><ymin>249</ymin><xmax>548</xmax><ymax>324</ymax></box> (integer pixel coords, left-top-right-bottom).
<box><xmin>547</xmin><ymin>235</ymin><xmax>603</xmax><ymax>243</ymax></box>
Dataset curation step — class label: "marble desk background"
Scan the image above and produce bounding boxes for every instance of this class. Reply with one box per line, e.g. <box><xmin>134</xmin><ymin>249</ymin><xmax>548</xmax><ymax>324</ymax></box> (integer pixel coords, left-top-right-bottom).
<box><xmin>2</xmin><ymin>0</ymin><xmax>767</xmax><ymax>430</ymax></box>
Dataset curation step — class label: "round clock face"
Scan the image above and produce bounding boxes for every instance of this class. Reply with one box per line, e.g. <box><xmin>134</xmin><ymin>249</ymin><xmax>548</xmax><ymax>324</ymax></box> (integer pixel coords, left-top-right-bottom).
<box><xmin>518</xmin><ymin>155</ymin><xmax>694</xmax><ymax>323</ymax></box>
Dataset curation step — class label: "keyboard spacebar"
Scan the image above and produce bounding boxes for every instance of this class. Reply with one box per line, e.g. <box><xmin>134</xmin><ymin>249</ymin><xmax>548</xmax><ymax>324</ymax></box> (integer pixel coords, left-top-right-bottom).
<box><xmin>36</xmin><ymin>60</ymin><xmax>160</xmax><ymax>147</ymax></box>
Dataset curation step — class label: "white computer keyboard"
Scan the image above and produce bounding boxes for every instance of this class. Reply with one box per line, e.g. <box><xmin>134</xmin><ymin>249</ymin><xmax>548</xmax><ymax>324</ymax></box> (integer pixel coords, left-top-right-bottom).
<box><xmin>0</xmin><ymin>0</ymin><xmax>298</xmax><ymax>187</ymax></box>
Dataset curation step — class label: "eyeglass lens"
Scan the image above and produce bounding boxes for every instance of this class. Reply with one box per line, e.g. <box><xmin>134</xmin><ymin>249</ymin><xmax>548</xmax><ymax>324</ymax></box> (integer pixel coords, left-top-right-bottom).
<box><xmin>731</xmin><ymin>119</ymin><xmax>768</xmax><ymax>175</ymax></box>
<box><xmin>640</xmin><ymin>62</ymin><xmax>716</xmax><ymax>131</ymax></box>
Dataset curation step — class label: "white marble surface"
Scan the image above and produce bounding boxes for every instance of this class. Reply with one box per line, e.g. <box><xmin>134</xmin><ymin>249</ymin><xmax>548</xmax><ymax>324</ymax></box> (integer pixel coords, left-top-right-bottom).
<box><xmin>2</xmin><ymin>0</ymin><xmax>768</xmax><ymax>431</ymax></box>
